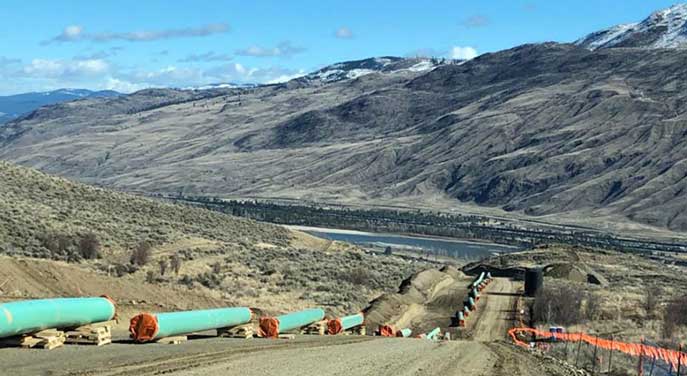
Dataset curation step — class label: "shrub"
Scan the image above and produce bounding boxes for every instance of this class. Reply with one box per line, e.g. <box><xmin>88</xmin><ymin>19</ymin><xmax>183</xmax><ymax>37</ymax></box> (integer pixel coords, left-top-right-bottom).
<box><xmin>344</xmin><ymin>266</ymin><xmax>373</xmax><ymax>286</ymax></box>
<box><xmin>532</xmin><ymin>285</ymin><xmax>585</xmax><ymax>326</ymax></box>
<box><xmin>78</xmin><ymin>233</ymin><xmax>100</xmax><ymax>260</ymax></box>
<box><xmin>663</xmin><ymin>294</ymin><xmax>687</xmax><ymax>339</ymax></box>
<box><xmin>159</xmin><ymin>258</ymin><xmax>168</xmax><ymax>276</ymax></box>
<box><xmin>170</xmin><ymin>254</ymin><xmax>182</xmax><ymax>275</ymax></box>
<box><xmin>644</xmin><ymin>288</ymin><xmax>660</xmax><ymax>319</ymax></box>
<box><xmin>130</xmin><ymin>241</ymin><xmax>152</xmax><ymax>266</ymax></box>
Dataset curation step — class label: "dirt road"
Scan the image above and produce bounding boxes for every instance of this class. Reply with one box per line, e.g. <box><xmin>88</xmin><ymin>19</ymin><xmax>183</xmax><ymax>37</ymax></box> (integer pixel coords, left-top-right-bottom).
<box><xmin>2</xmin><ymin>334</ymin><xmax>575</xmax><ymax>376</ymax></box>
<box><xmin>1</xmin><ymin>277</ymin><xmax>567</xmax><ymax>376</ymax></box>
<box><xmin>471</xmin><ymin>278</ymin><xmax>520</xmax><ymax>342</ymax></box>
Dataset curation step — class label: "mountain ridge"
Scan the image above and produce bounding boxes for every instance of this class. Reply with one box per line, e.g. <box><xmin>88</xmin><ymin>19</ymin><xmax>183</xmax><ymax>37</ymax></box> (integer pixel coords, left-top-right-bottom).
<box><xmin>0</xmin><ymin>88</ymin><xmax>120</xmax><ymax>124</ymax></box>
<box><xmin>2</xmin><ymin>7</ymin><xmax>687</xmax><ymax>234</ymax></box>
<box><xmin>577</xmin><ymin>3</ymin><xmax>687</xmax><ymax>49</ymax></box>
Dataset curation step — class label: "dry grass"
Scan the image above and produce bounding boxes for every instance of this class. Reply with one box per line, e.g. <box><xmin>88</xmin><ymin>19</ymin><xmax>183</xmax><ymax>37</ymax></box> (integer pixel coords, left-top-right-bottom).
<box><xmin>0</xmin><ymin>160</ymin><xmax>290</xmax><ymax>260</ymax></box>
<box><xmin>0</xmin><ymin>161</ymin><xmax>428</xmax><ymax>314</ymax></box>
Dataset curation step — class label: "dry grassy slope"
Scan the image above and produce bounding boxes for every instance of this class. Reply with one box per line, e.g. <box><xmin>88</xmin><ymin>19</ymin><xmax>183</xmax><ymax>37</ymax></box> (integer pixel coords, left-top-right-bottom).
<box><xmin>0</xmin><ymin>161</ymin><xmax>428</xmax><ymax>315</ymax></box>
<box><xmin>0</xmin><ymin>160</ymin><xmax>290</xmax><ymax>259</ymax></box>
<box><xmin>2</xmin><ymin>45</ymin><xmax>687</xmax><ymax>233</ymax></box>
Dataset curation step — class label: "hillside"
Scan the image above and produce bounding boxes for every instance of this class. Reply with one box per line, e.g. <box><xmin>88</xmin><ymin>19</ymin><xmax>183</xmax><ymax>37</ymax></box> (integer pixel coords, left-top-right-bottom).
<box><xmin>0</xmin><ymin>161</ymin><xmax>427</xmax><ymax>314</ymax></box>
<box><xmin>2</xmin><ymin>8</ymin><xmax>687</xmax><ymax>233</ymax></box>
<box><xmin>0</xmin><ymin>89</ymin><xmax>120</xmax><ymax>124</ymax></box>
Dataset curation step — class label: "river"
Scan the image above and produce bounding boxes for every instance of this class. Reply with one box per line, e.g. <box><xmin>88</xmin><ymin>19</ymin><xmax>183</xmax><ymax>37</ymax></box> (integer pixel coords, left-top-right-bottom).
<box><xmin>287</xmin><ymin>225</ymin><xmax>521</xmax><ymax>260</ymax></box>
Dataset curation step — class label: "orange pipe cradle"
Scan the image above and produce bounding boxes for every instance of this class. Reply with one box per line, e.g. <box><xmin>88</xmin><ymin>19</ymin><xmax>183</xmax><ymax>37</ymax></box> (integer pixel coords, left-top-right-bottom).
<box><xmin>457</xmin><ymin>311</ymin><xmax>465</xmax><ymax>327</ymax></box>
<box><xmin>327</xmin><ymin>313</ymin><xmax>364</xmax><ymax>335</ymax></box>
<box><xmin>378</xmin><ymin>324</ymin><xmax>398</xmax><ymax>337</ymax></box>
<box><xmin>508</xmin><ymin>328</ymin><xmax>687</xmax><ymax>370</ymax></box>
<box><xmin>259</xmin><ymin>308</ymin><xmax>325</xmax><ymax>338</ymax></box>
<box><xmin>467</xmin><ymin>297</ymin><xmax>476</xmax><ymax>311</ymax></box>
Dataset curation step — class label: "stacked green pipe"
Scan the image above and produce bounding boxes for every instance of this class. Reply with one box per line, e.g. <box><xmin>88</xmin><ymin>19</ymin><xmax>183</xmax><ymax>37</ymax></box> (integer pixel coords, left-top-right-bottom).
<box><xmin>277</xmin><ymin>308</ymin><xmax>325</xmax><ymax>332</ymax></box>
<box><xmin>425</xmin><ymin>327</ymin><xmax>441</xmax><ymax>340</ymax></box>
<box><xmin>340</xmin><ymin>313</ymin><xmax>364</xmax><ymax>330</ymax></box>
<box><xmin>130</xmin><ymin>307</ymin><xmax>252</xmax><ymax>342</ymax></box>
<box><xmin>0</xmin><ymin>297</ymin><xmax>116</xmax><ymax>338</ymax></box>
<box><xmin>470</xmin><ymin>272</ymin><xmax>486</xmax><ymax>288</ymax></box>
<box><xmin>260</xmin><ymin>308</ymin><xmax>325</xmax><ymax>338</ymax></box>
<box><xmin>397</xmin><ymin>328</ymin><xmax>412</xmax><ymax>338</ymax></box>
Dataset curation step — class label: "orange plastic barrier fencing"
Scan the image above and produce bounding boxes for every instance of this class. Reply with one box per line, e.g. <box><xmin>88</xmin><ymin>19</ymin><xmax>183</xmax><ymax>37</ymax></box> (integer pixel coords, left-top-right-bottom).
<box><xmin>508</xmin><ymin>327</ymin><xmax>687</xmax><ymax>369</ymax></box>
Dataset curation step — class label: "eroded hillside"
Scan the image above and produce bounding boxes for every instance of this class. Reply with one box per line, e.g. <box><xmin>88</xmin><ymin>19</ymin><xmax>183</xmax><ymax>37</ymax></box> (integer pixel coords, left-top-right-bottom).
<box><xmin>2</xmin><ymin>45</ymin><xmax>687</xmax><ymax>232</ymax></box>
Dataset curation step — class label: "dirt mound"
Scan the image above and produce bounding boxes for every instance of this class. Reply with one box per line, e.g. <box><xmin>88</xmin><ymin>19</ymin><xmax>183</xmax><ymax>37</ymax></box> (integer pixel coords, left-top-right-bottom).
<box><xmin>364</xmin><ymin>266</ymin><xmax>472</xmax><ymax>335</ymax></box>
<box><xmin>544</xmin><ymin>263</ymin><xmax>608</xmax><ymax>286</ymax></box>
<box><xmin>0</xmin><ymin>256</ymin><xmax>227</xmax><ymax>327</ymax></box>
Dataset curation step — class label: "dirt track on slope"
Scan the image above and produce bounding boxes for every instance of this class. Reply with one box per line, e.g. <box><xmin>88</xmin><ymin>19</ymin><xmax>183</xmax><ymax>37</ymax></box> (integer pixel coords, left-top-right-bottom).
<box><xmin>471</xmin><ymin>278</ymin><xmax>520</xmax><ymax>342</ymax></box>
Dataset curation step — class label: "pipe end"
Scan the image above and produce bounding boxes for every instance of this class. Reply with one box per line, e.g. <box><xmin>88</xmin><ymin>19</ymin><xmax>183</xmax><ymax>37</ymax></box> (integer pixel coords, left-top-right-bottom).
<box><xmin>259</xmin><ymin>317</ymin><xmax>280</xmax><ymax>339</ymax></box>
<box><xmin>129</xmin><ymin>313</ymin><xmax>159</xmax><ymax>343</ymax></box>
<box><xmin>327</xmin><ymin>318</ymin><xmax>343</xmax><ymax>335</ymax></box>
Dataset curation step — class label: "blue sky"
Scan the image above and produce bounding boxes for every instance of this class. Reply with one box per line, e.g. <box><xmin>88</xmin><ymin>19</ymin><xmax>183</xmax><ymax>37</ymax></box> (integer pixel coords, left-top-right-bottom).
<box><xmin>0</xmin><ymin>0</ymin><xmax>680</xmax><ymax>94</ymax></box>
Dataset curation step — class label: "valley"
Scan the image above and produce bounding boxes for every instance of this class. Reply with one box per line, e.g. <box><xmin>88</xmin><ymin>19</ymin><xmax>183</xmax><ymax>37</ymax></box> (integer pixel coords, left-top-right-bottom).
<box><xmin>2</xmin><ymin>3</ymin><xmax>687</xmax><ymax>376</ymax></box>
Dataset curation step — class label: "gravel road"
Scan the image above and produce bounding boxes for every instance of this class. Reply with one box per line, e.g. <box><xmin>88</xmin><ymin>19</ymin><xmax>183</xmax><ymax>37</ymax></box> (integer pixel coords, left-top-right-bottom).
<box><xmin>471</xmin><ymin>278</ymin><xmax>519</xmax><ymax>342</ymax></box>
<box><xmin>1</xmin><ymin>278</ymin><xmax>576</xmax><ymax>376</ymax></box>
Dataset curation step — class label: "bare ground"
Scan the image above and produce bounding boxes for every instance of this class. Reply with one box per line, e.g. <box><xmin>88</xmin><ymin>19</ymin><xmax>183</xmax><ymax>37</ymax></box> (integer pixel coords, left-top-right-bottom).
<box><xmin>2</xmin><ymin>334</ymin><xmax>576</xmax><ymax>376</ymax></box>
<box><xmin>0</xmin><ymin>271</ymin><xmax>570</xmax><ymax>376</ymax></box>
<box><xmin>470</xmin><ymin>278</ymin><xmax>520</xmax><ymax>342</ymax></box>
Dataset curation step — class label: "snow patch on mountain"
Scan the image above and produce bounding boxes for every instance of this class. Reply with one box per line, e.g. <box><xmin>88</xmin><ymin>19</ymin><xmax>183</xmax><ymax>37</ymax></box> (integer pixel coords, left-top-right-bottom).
<box><xmin>304</xmin><ymin>56</ymin><xmax>447</xmax><ymax>83</ymax></box>
<box><xmin>577</xmin><ymin>3</ymin><xmax>687</xmax><ymax>49</ymax></box>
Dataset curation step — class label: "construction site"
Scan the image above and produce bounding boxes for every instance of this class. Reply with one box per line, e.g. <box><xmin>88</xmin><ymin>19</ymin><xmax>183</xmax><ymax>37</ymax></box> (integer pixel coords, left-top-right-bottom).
<box><xmin>2</xmin><ymin>244</ymin><xmax>684</xmax><ymax>376</ymax></box>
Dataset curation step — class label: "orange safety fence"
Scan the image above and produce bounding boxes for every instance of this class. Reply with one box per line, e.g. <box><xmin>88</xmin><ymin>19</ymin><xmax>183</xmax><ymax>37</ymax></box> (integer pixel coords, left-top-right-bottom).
<box><xmin>508</xmin><ymin>327</ymin><xmax>687</xmax><ymax>369</ymax></box>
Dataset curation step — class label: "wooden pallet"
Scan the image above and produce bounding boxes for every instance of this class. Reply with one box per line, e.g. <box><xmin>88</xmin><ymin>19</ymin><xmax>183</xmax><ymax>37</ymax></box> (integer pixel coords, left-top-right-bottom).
<box><xmin>217</xmin><ymin>324</ymin><xmax>255</xmax><ymax>339</ymax></box>
<box><xmin>156</xmin><ymin>335</ymin><xmax>187</xmax><ymax>345</ymax></box>
<box><xmin>65</xmin><ymin>320</ymin><xmax>114</xmax><ymax>346</ymax></box>
<box><xmin>339</xmin><ymin>326</ymin><xmax>366</xmax><ymax>336</ymax></box>
<box><xmin>0</xmin><ymin>329</ymin><xmax>66</xmax><ymax>350</ymax></box>
<box><xmin>355</xmin><ymin>326</ymin><xmax>366</xmax><ymax>336</ymax></box>
<box><xmin>301</xmin><ymin>320</ymin><xmax>327</xmax><ymax>336</ymax></box>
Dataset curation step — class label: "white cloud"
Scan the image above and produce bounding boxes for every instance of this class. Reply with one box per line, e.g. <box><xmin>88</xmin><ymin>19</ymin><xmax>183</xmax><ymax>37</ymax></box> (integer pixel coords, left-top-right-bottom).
<box><xmin>461</xmin><ymin>15</ymin><xmax>490</xmax><ymax>28</ymax></box>
<box><xmin>103</xmin><ymin>77</ymin><xmax>147</xmax><ymax>93</ymax></box>
<box><xmin>235</xmin><ymin>41</ymin><xmax>305</xmax><ymax>58</ymax></box>
<box><xmin>178</xmin><ymin>51</ymin><xmax>233</xmax><ymax>63</ymax></box>
<box><xmin>23</xmin><ymin>58</ymin><xmax>109</xmax><ymax>78</ymax></box>
<box><xmin>266</xmin><ymin>70</ymin><xmax>307</xmax><ymax>84</ymax></box>
<box><xmin>2</xmin><ymin>51</ymin><xmax>305</xmax><ymax>93</ymax></box>
<box><xmin>450</xmin><ymin>46</ymin><xmax>478</xmax><ymax>60</ymax></box>
<box><xmin>44</xmin><ymin>23</ymin><xmax>230</xmax><ymax>44</ymax></box>
<box><xmin>335</xmin><ymin>27</ymin><xmax>353</xmax><ymax>39</ymax></box>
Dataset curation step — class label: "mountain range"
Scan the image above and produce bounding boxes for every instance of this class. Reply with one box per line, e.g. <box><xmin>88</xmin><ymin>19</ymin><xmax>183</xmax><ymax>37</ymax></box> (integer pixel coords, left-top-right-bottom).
<box><xmin>0</xmin><ymin>89</ymin><xmax>120</xmax><ymax>124</ymax></box>
<box><xmin>2</xmin><ymin>5</ymin><xmax>687</xmax><ymax>235</ymax></box>
<box><xmin>577</xmin><ymin>3</ymin><xmax>687</xmax><ymax>49</ymax></box>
